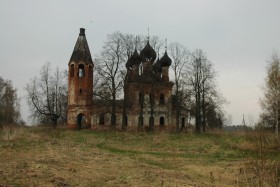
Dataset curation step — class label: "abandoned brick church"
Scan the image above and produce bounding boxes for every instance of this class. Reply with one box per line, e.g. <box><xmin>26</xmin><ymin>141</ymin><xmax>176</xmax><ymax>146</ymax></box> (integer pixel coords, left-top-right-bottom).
<box><xmin>67</xmin><ymin>28</ymin><xmax>188</xmax><ymax>129</ymax></box>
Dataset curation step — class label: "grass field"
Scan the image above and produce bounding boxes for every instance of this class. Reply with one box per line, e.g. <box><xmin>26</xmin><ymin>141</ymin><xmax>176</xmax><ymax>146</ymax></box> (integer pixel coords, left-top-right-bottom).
<box><xmin>0</xmin><ymin>126</ymin><xmax>280</xmax><ymax>187</ymax></box>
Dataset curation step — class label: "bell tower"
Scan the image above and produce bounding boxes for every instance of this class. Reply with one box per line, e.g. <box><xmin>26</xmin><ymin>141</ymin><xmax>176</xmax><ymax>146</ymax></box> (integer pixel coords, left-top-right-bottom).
<box><xmin>67</xmin><ymin>28</ymin><xmax>94</xmax><ymax>129</ymax></box>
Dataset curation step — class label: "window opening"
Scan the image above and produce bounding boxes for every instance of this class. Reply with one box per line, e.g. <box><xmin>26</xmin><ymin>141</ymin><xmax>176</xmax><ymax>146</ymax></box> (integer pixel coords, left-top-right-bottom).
<box><xmin>78</xmin><ymin>64</ymin><xmax>85</xmax><ymax>77</ymax></box>
<box><xmin>160</xmin><ymin>117</ymin><xmax>165</xmax><ymax>126</ymax></box>
<box><xmin>123</xmin><ymin>115</ymin><xmax>128</xmax><ymax>126</ymax></box>
<box><xmin>160</xmin><ymin>94</ymin><xmax>165</xmax><ymax>104</ymax></box>
<box><xmin>139</xmin><ymin>92</ymin><xmax>143</xmax><ymax>103</ymax></box>
<box><xmin>182</xmin><ymin>117</ymin><xmax>185</xmax><ymax>127</ymax></box>
<box><xmin>138</xmin><ymin>116</ymin><xmax>143</xmax><ymax>126</ymax></box>
<box><xmin>150</xmin><ymin>94</ymin><xmax>154</xmax><ymax>102</ymax></box>
<box><xmin>99</xmin><ymin>113</ymin><xmax>105</xmax><ymax>125</ymax></box>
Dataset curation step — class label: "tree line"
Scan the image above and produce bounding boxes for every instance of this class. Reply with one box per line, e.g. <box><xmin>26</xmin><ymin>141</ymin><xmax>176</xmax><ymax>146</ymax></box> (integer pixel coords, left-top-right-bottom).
<box><xmin>260</xmin><ymin>52</ymin><xmax>280</xmax><ymax>137</ymax></box>
<box><xmin>0</xmin><ymin>76</ymin><xmax>23</xmax><ymax>128</ymax></box>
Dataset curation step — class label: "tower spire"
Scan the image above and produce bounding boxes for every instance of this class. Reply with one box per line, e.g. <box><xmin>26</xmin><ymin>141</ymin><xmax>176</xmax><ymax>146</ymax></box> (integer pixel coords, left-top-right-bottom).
<box><xmin>157</xmin><ymin>48</ymin><xmax>160</xmax><ymax>60</ymax></box>
<box><xmin>69</xmin><ymin>28</ymin><xmax>93</xmax><ymax>64</ymax></box>
<box><xmin>241</xmin><ymin>114</ymin><xmax>246</xmax><ymax>126</ymax></box>
<box><xmin>135</xmin><ymin>36</ymin><xmax>138</xmax><ymax>51</ymax></box>
<box><xmin>148</xmin><ymin>27</ymin><xmax>150</xmax><ymax>41</ymax></box>
<box><xmin>165</xmin><ymin>38</ymin><xmax>167</xmax><ymax>52</ymax></box>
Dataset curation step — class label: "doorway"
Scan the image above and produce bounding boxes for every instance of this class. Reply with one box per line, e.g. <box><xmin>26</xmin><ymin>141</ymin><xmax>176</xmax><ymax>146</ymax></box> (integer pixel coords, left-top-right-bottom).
<box><xmin>77</xmin><ymin>113</ymin><xmax>86</xmax><ymax>130</ymax></box>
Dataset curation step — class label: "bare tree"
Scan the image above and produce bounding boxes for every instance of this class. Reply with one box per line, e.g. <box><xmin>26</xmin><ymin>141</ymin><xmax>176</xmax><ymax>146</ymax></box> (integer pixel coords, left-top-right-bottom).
<box><xmin>95</xmin><ymin>32</ymin><xmax>126</xmax><ymax>126</ymax></box>
<box><xmin>187</xmin><ymin>49</ymin><xmax>225</xmax><ymax>132</ymax></box>
<box><xmin>204</xmin><ymin>94</ymin><xmax>226</xmax><ymax>129</ymax></box>
<box><xmin>200</xmin><ymin>58</ymin><xmax>216</xmax><ymax>131</ymax></box>
<box><xmin>169</xmin><ymin>42</ymin><xmax>190</xmax><ymax>131</ymax></box>
<box><xmin>260</xmin><ymin>52</ymin><xmax>280</xmax><ymax>137</ymax></box>
<box><xmin>187</xmin><ymin>49</ymin><xmax>205</xmax><ymax>132</ymax></box>
<box><xmin>149</xmin><ymin>36</ymin><xmax>164</xmax><ymax>53</ymax></box>
<box><xmin>120</xmin><ymin>34</ymin><xmax>143</xmax><ymax>58</ymax></box>
<box><xmin>0</xmin><ymin>77</ymin><xmax>22</xmax><ymax>127</ymax></box>
<box><xmin>26</xmin><ymin>62</ymin><xmax>67</xmax><ymax>128</ymax></box>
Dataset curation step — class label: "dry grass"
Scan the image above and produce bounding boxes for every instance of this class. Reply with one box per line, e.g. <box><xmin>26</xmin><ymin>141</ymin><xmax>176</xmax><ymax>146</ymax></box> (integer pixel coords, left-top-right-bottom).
<box><xmin>0</xmin><ymin>127</ymin><xmax>279</xmax><ymax>186</ymax></box>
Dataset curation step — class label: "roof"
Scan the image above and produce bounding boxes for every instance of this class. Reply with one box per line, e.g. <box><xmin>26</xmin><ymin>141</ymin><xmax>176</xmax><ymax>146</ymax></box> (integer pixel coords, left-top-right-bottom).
<box><xmin>153</xmin><ymin>57</ymin><xmax>162</xmax><ymax>73</ymax></box>
<box><xmin>69</xmin><ymin>28</ymin><xmax>93</xmax><ymax>64</ymax></box>
<box><xmin>126</xmin><ymin>49</ymin><xmax>141</xmax><ymax>69</ymax></box>
<box><xmin>140</xmin><ymin>40</ymin><xmax>156</xmax><ymax>62</ymax></box>
<box><xmin>159</xmin><ymin>51</ymin><xmax>172</xmax><ymax>67</ymax></box>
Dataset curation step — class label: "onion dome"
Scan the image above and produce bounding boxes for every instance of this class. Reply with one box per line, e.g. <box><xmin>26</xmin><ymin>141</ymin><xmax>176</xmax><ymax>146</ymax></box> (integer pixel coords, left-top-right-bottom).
<box><xmin>126</xmin><ymin>49</ymin><xmax>141</xmax><ymax>69</ymax></box>
<box><xmin>159</xmin><ymin>51</ymin><xmax>172</xmax><ymax>67</ymax></box>
<box><xmin>126</xmin><ymin>59</ymin><xmax>132</xmax><ymax>69</ymax></box>
<box><xmin>140</xmin><ymin>41</ymin><xmax>156</xmax><ymax>62</ymax></box>
<box><xmin>130</xmin><ymin>49</ymin><xmax>142</xmax><ymax>65</ymax></box>
<box><xmin>153</xmin><ymin>56</ymin><xmax>162</xmax><ymax>72</ymax></box>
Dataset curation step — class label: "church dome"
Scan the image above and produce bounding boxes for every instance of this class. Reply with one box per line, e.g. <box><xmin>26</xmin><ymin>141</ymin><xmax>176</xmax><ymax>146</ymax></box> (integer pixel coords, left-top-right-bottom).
<box><xmin>130</xmin><ymin>49</ymin><xmax>142</xmax><ymax>65</ymax></box>
<box><xmin>126</xmin><ymin>59</ymin><xmax>132</xmax><ymax>69</ymax></box>
<box><xmin>153</xmin><ymin>57</ymin><xmax>162</xmax><ymax>72</ymax></box>
<box><xmin>140</xmin><ymin>41</ymin><xmax>156</xmax><ymax>62</ymax></box>
<box><xmin>159</xmin><ymin>51</ymin><xmax>172</xmax><ymax>67</ymax></box>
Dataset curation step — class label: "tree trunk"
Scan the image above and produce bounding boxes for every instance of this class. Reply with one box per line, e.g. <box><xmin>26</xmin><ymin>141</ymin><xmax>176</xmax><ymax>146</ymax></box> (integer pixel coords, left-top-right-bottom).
<box><xmin>202</xmin><ymin>83</ymin><xmax>206</xmax><ymax>132</ymax></box>
<box><xmin>122</xmin><ymin>76</ymin><xmax>128</xmax><ymax>131</ymax></box>
<box><xmin>276</xmin><ymin>108</ymin><xmax>279</xmax><ymax>138</ymax></box>
<box><xmin>121</xmin><ymin>101</ymin><xmax>127</xmax><ymax>130</ymax></box>
<box><xmin>52</xmin><ymin>118</ymin><xmax>58</xmax><ymax>129</ymax></box>
<box><xmin>111</xmin><ymin>82</ymin><xmax>116</xmax><ymax>126</ymax></box>
<box><xmin>175</xmin><ymin>90</ymin><xmax>180</xmax><ymax>132</ymax></box>
<box><xmin>195</xmin><ymin>87</ymin><xmax>202</xmax><ymax>133</ymax></box>
<box><xmin>176</xmin><ymin>107</ymin><xmax>180</xmax><ymax>132</ymax></box>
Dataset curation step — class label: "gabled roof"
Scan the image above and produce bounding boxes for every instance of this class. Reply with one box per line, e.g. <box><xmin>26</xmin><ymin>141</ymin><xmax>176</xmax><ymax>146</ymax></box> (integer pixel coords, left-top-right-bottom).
<box><xmin>69</xmin><ymin>28</ymin><xmax>93</xmax><ymax>64</ymax></box>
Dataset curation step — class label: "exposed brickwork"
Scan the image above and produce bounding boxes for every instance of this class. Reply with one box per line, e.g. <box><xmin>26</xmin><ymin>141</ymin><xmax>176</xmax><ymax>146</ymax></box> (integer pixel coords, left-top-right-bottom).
<box><xmin>67</xmin><ymin>29</ymin><xmax>188</xmax><ymax>130</ymax></box>
<box><xmin>67</xmin><ymin>28</ymin><xmax>93</xmax><ymax>129</ymax></box>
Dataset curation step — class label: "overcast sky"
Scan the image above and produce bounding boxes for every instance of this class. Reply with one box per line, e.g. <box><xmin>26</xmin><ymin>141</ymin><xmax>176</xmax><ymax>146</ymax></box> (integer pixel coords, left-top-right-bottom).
<box><xmin>1</xmin><ymin>0</ymin><xmax>280</xmax><ymax>125</ymax></box>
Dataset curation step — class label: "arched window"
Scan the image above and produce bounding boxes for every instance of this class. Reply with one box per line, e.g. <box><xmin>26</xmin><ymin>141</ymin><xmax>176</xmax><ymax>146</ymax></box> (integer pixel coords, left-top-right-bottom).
<box><xmin>139</xmin><ymin>92</ymin><xmax>143</xmax><ymax>103</ymax></box>
<box><xmin>160</xmin><ymin>94</ymin><xmax>165</xmax><ymax>105</ymax></box>
<box><xmin>150</xmin><ymin>94</ymin><xmax>154</xmax><ymax>103</ymax></box>
<box><xmin>78</xmin><ymin>64</ymin><xmax>85</xmax><ymax>77</ymax></box>
<box><xmin>70</xmin><ymin>64</ymin><xmax>74</xmax><ymax>77</ymax></box>
<box><xmin>149</xmin><ymin>116</ymin><xmax>154</xmax><ymax>126</ymax></box>
<box><xmin>99</xmin><ymin>113</ymin><xmax>105</xmax><ymax>125</ymax></box>
<box><xmin>79</xmin><ymin>89</ymin><xmax>82</xmax><ymax>94</ymax></box>
<box><xmin>138</xmin><ymin>116</ymin><xmax>143</xmax><ymax>126</ymax></box>
<box><xmin>160</xmin><ymin>117</ymin><xmax>165</xmax><ymax>126</ymax></box>
<box><xmin>182</xmin><ymin>117</ymin><xmax>185</xmax><ymax>127</ymax></box>
<box><xmin>123</xmin><ymin>115</ymin><xmax>128</xmax><ymax>126</ymax></box>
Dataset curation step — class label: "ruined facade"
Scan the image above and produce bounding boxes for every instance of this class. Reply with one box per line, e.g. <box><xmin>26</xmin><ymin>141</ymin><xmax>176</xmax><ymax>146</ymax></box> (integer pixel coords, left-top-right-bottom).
<box><xmin>67</xmin><ymin>28</ymin><xmax>188</xmax><ymax>129</ymax></box>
